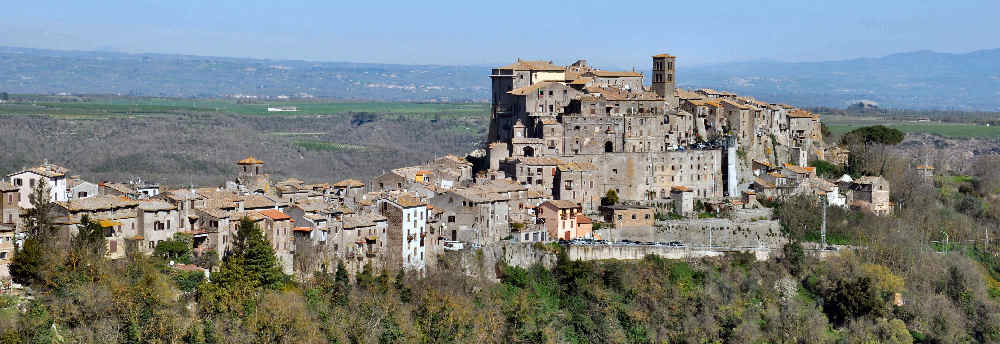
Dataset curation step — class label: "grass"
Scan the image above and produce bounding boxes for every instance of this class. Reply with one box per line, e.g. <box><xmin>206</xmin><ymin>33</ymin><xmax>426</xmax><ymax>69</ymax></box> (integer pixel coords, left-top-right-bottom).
<box><xmin>0</xmin><ymin>95</ymin><xmax>489</xmax><ymax>120</ymax></box>
<box><xmin>822</xmin><ymin>115</ymin><xmax>1000</xmax><ymax>139</ymax></box>
<box><xmin>292</xmin><ymin>140</ymin><xmax>367</xmax><ymax>152</ymax></box>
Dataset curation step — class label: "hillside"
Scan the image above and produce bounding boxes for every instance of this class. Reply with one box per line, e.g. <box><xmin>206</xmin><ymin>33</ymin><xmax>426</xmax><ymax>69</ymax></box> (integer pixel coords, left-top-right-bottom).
<box><xmin>3</xmin><ymin>46</ymin><xmax>1000</xmax><ymax>110</ymax></box>
<box><xmin>679</xmin><ymin>49</ymin><xmax>1000</xmax><ymax>111</ymax></box>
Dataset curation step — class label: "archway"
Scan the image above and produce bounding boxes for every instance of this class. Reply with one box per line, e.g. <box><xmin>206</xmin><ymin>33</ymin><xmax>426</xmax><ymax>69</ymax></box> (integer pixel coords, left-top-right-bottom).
<box><xmin>604</xmin><ymin>141</ymin><xmax>614</xmax><ymax>153</ymax></box>
<box><xmin>522</xmin><ymin>146</ymin><xmax>535</xmax><ymax>157</ymax></box>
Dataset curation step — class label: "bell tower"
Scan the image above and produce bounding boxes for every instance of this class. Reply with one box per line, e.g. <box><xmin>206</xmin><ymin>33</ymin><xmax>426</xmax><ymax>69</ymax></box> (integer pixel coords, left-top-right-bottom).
<box><xmin>652</xmin><ymin>53</ymin><xmax>677</xmax><ymax>108</ymax></box>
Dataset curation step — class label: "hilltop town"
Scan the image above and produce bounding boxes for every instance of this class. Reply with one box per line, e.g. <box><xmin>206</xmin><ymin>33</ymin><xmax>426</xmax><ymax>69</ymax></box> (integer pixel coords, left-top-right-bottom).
<box><xmin>0</xmin><ymin>53</ymin><xmax>893</xmax><ymax>281</ymax></box>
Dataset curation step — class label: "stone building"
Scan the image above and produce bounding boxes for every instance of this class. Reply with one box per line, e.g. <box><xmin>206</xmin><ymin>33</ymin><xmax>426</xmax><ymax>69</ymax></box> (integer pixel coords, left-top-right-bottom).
<box><xmin>487</xmin><ymin>53</ymin><xmax>822</xmax><ymax>209</ymax></box>
<box><xmin>377</xmin><ymin>193</ymin><xmax>428</xmax><ymax>274</ymax></box>
<box><xmin>0</xmin><ymin>182</ymin><xmax>19</xmax><ymax>227</ymax></box>
<box><xmin>538</xmin><ymin>200</ymin><xmax>582</xmax><ymax>240</ymax></box>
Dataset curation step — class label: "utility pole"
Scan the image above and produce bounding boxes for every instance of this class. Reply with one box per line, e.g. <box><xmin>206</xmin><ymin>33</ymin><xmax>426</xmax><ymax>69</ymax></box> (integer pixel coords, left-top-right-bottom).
<box><xmin>821</xmin><ymin>195</ymin><xmax>827</xmax><ymax>248</ymax></box>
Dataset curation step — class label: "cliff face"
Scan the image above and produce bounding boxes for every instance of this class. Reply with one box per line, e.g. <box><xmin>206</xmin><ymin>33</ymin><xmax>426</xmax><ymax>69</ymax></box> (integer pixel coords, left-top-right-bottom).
<box><xmin>441</xmin><ymin>242</ymin><xmax>557</xmax><ymax>282</ymax></box>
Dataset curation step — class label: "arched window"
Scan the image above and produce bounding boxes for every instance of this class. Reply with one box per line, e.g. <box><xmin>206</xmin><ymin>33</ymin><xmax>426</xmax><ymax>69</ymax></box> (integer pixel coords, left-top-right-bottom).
<box><xmin>604</xmin><ymin>141</ymin><xmax>614</xmax><ymax>153</ymax></box>
<box><xmin>523</xmin><ymin>146</ymin><xmax>535</xmax><ymax>157</ymax></box>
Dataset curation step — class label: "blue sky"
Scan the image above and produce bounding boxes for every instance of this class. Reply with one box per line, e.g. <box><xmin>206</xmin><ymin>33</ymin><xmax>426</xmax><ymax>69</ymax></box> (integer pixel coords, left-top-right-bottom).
<box><xmin>1</xmin><ymin>0</ymin><xmax>997</xmax><ymax>67</ymax></box>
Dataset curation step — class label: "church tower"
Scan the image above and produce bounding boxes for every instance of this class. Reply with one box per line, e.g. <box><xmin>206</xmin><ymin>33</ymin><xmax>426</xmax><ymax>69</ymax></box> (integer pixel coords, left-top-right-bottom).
<box><xmin>652</xmin><ymin>53</ymin><xmax>677</xmax><ymax>108</ymax></box>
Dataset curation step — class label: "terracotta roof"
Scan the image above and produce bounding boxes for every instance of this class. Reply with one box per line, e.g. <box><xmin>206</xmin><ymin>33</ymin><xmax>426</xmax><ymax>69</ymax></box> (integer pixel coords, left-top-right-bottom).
<box><xmin>544</xmin><ymin>200</ymin><xmax>580</xmax><ymax>209</ymax></box>
<box><xmin>334</xmin><ymin>179</ymin><xmax>365</xmax><ymax>188</ymax></box>
<box><xmin>685</xmin><ymin>99</ymin><xmax>722</xmax><ymax>107</ymax></box>
<box><xmin>237</xmin><ymin>156</ymin><xmax>264</xmax><ymax>165</ymax></box>
<box><xmin>576</xmin><ymin>214</ymin><xmax>593</xmax><ymax>224</ymax></box>
<box><xmin>569</xmin><ymin>77</ymin><xmax>592</xmax><ymax>85</ymax></box>
<box><xmin>293</xmin><ymin>227</ymin><xmax>313</xmax><ymax>232</ymax></box>
<box><xmin>916</xmin><ymin>165</ymin><xmax>935</xmax><ymax>170</ymax></box>
<box><xmin>787</xmin><ymin>109</ymin><xmax>816</xmax><ymax>119</ymax></box>
<box><xmin>671</xmin><ymin>185</ymin><xmax>692</xmax><ymax>192</ymax></box>
<box><xmin>652</xmin><ymin>53</ymin><xmax>675</xmax><ymax>58</ymax></box>
<box><xmin>754</xmin><ymin>178</ymin><xmax>776</xmax><ymax>189</ymax></box>
<box><xmin>386</xmin><ymin>193</ymin><xmax>425</xmax><ymax>208</ymax></box>
<box><xmin>257</xmin><ymin>209</ymin><xmax>291</xmax><ymax>221</ymax></box>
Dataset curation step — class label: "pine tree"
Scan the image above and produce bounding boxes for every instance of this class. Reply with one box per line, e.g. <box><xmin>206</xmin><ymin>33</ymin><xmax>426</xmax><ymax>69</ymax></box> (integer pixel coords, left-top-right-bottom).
<box><xmin>10</xmin><ymin>179</ymin><xmax>56</xmax><ymax>286</ymax></box>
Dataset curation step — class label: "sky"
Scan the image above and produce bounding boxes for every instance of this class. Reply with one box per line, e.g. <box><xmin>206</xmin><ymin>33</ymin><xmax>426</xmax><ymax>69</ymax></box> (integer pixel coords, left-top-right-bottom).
<box><xmin>1</xmin><ymin>0</ymin><xmax>998</xmax><ymax>68</ymax></box>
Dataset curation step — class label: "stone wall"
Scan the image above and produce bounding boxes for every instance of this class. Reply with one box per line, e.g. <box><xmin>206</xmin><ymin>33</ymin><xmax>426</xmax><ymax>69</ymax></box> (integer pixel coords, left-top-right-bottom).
<box><xmin>596</xmin><ymin>217</ymin><xmax>785</xmax><ymax>248</ymax></box>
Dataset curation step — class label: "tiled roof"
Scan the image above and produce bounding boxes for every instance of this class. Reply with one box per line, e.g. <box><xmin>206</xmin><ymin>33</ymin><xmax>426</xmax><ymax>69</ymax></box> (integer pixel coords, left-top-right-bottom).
<box><xmin>544</xmin><ymin>200</ymin><xmax>580</xmax><ymax>209</ymax></box>
<box><xmin>496</xmin><ymin>60</ymin><xmax>564</xmax><ymax>71</ymax></box>
<box><xmin>576</xmin><ymin>214</ymin><xmax>593</xmax><ymax>224</ymax></box>
<box><xmin>257</xmin><ymin>209</ymin><xmax>291</xmax><ymax>221</ymax></box>
<box><xmin>333</xmin><ymin>179</ymin><xmax>365</xmax><ymax>188</ymax></box>
<box><xmin>58</xmin><ymin>195</ymin><xmax>140</xmax><ymax>212</ymax></box>
<box><xmin>138</xmin><ymin>200</ymin><xmax>176</xmax><ymax>211</ymax></box>
<box><xmin>8</xmin><ymin>163</ymin><xmax>69</xmax><ymax>178</ymax></box>
<box><xmin>102</xmin><ymin>182</ymin><xmax>136</xmax><ymax>195</ymax></box>
<box><xmin>293</xmin><ymin>227</ymin><xmax>313</xmax><ymax>232</ymax></box>
<box><xmin>242</xmin><ymin>195</ymin><xmax>278</xmax><ymax>209</ymax></box>
<box><xmin>652</xmin><ymin>53</ymin><xmax>675</xmax><ymax>58</ymax></box>
<box><xmin>237</xmin><ymin>156</ymin><xmax>264</xmax><ymax>165</ymax></box>
<box><xmin>164</xmin><ymin>189</ymin><xmax>202</xmax><ymax>201</ymax></box>
<box><xmin>671</xmin><ymin>185</ymin><xmax>692</xmax><ymax>192</ymax></box>
<box><xmin>754</xmin><ymin>178</ymin><xmax>776</xmax><ymax>189</ymax></box>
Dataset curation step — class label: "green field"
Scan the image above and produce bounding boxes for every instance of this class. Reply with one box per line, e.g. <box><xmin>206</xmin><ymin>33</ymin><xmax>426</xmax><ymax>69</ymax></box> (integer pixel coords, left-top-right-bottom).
<box><xmin>822</xmin><ymin>115</ymin><xmax>1000</xmax><ymax>139</ymax></box>
<box><xmin>291</xmin><ymin>140</ymin><xmax>368</xmax><ymax>152</ymax></box>
<box><xmin>0</xmin><ymin>95</ymin><xmax>489</xmax><ymax>120</ymax></box>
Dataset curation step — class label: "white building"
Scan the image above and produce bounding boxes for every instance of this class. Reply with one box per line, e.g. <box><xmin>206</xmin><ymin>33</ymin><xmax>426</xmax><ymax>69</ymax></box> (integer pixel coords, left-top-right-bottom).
<box><xmin>377</xmin><ymin>194</ymin><xmax>427</xmax><ymax>273</ymax></box>
<box><xmin>7</xmin><ymin>163</ymin><xmax>69</xmax><ymax>208</ymax></box>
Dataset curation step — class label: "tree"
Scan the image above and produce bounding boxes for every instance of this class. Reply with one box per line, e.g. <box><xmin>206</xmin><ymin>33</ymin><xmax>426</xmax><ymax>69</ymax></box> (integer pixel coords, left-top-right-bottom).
<box><xmin>841</xmin><ymin>125</ymin><xmax>904</xmax><ymax>176</ymax></box>
<box><xmin>198</xmin><ymin>217</ymin><xmax>284</xmax><ymax>314</ymax></box>
<box><xmin>154</xmin><ymin>232</ymin><xmax>194</xmax><ymax>263</ymax></box>
<box><xmin>10</xmin><ymin>179</ymin><xmax>57</xmax><ymax>286</ymax></box>
<box><xmin>601</xmin><ymin>190</ymin><xmax>619</xmax><ymax>206</ymax></box>
<box><xmin>808</xmin><ymin>160</ymin><xmax>842</xmax><ymax>178</ymax></box>
<box><xmin>333</xmin><ymin>260</ymin><xmax>351</xmax><ymax>306</ymax></box>
<box><xmin>224</xmin><ymin>217</ymin><xmax>284</xmax><ymax>290</ymax></box>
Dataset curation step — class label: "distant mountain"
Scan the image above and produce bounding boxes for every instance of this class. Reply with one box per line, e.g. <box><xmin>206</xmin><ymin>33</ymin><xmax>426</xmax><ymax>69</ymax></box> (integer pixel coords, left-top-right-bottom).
<box><xmin>2</xmin><ymin>46</ymin><xmax>999</xmax><ymax>110</ymax></box>
<box><xmin>0</xmin><ymin>46</ymin><xmax>489</xmax><ymax>102</ymax></box>
<box><xmin>678</xmin><ymin>49</ymin><xmax>1000</xmax><ymax>111</ymax></box>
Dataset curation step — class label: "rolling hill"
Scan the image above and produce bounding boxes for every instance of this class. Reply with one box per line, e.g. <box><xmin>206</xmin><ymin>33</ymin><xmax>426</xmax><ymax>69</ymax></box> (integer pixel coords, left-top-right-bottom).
<box><xmin>2</xmin><ymin>46</ymin><xmax>999</xmax><ymax>110</ymax></box>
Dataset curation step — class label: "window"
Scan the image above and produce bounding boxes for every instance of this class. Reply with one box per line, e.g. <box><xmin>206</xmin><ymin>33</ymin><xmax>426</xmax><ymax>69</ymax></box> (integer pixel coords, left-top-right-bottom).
<box><xmin>13</xmin><ymin>178</ymin><xmax>21</xmax><ymax>186</ymax></box>
<box><xmin>29</xmin><ymin>179</ymin><xmax>35</xmax><ymax>188</ymax></box>
<box><xmin>631</xmin><ymin>214</ymin><xmax>636</xmax><ymax>220</ymax></box>
<box><xmin>548</xmin><ymin>90</ymin><xmax>553</xmax><ymax>96</ymax></box>
<box><xmin>149</xmin><ymin>241</ymin><xmax>155</xmax><ymax>249</ymax></box>
<box><xmin>448</xmin><ymin>216</ymin><xmax>455</xmax><ymax>223</ymax></box>
<box><xmin>645</xmin><ymin>214</ymin><xmax>650</xmax><ymax>219</ymax></box>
